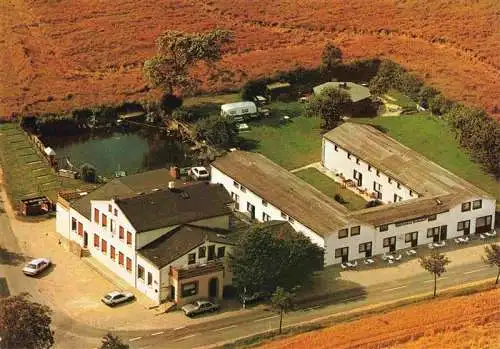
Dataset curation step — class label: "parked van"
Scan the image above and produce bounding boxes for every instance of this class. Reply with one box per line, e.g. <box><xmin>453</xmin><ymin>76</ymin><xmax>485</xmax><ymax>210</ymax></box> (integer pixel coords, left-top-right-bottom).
<box><xmin>220</xmin><ymin>101</ymin><xmax>258</xmax><ymax>122</ymax></box>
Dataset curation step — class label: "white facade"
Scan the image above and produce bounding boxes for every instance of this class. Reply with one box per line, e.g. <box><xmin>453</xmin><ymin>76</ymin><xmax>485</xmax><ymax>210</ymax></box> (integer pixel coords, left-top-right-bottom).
<box><xmin>211</xmin><ymin>145</ymin><xmax>496</xmax><ymax>267</ymax></box>
<box><xmin>56</xmin><ymin>195</ymin><xmax>234</xmax><ymax>304</ymax></box>
<box><xmin>210</xmin><ymin>166</ymin><xmax>327</xmax><ymax>249</ymax></box>
<box><xmin>322</xmin><ymin>138</ymin><xmax>417</xmax><ymax>203</ymax></box>
<box><xmin>325</xmin><ymin>197</ymin><xmax>495</xmax><ymax>264</ymax></box>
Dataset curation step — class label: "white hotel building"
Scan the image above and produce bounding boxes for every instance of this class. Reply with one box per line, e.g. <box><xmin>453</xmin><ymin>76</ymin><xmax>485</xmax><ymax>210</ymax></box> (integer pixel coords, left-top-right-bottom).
<box><xmin>210</xmin><ymin>123</ymin><xmax>496</xmax><ymax>265</ymax></box>
<box><xmin>56</xmin><ymin>169</ymin><xmax>235</xmax><ymax>305</ymax></box>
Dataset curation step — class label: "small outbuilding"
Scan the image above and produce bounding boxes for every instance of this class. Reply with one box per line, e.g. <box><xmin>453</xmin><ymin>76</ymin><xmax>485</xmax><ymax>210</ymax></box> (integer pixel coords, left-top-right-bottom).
<box><xmin>266</xmin><ymin>82</ymin><xmax>292</xmax><ymax>101</ymax></box>
<box><xmin>19</xmin><ymin>196</ymin><xmax>53</xmax><ymax>216</ymax></box>
<box><xmin>313</xmin><ymin>81</ymin><xmax>376</xmax><ymax>116</ymax></box>
<box><xmin>313</xmin><ymin>81</ymin><xmax>371</xmax><ymax>102</ymax></box>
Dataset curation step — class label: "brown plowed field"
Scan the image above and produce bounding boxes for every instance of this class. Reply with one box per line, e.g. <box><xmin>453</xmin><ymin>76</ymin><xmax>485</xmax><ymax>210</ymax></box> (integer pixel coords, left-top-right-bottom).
<box><xmin>260</xmin><ymin>288</ymin><xmax>500</xmax><ymax>349</ymax></box>
<box><xmin>1</xmin><ymin>0</ymin><xmax>499</xmax><ymax>119</ymax></box>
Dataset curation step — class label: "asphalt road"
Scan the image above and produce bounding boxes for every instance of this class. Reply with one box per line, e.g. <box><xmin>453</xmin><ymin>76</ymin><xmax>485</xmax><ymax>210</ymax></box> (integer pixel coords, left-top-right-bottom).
<box><xmin>0</xmin><ymin>203</ymin><xmax>497</xmax><ymax>349</ymax></box>
<box><xmin>122</xmin><ymin>262</ymin><xmax>497</xmax><ymax>349</ymax></box>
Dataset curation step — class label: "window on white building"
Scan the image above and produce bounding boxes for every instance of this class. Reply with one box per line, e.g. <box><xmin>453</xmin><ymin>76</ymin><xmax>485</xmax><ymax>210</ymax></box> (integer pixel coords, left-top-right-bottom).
<box><xmin>281</xmin><ymin>212</ymin><xmax>288</xmax><ymax>219</ymax></box>
<box><xmin>138</xmin><ymin>265</ymin><xmax>145</xmax><ymax>280</ymax></box>
<box><xmin>233</xmin><ymin>181</ymin><xmax>240</xmax><ymax>189</ymax></box>
<box><xmin>217</xmin><ymin>247</ymin><xmax>226</xmax><ymax>258</ymax></box>
<box><xmin>198</xmin><ymin>246</ymin><xmax>206</xmax><ymax>258</ymax></box>
<box><xmin>240</xmin><ymin>186</ymin><xmax>247</xmax><ymax>193</ymax></box>
<box><xmin>379</xmin><ymin>224</ymin><xmax>388</xmax><ymax>232</ymax></box>
<box><xmin>71</xmin><ymin>218</ymin><xmax>77</xmax><ymax>231</ymax></box>
<box><xmin>288</xmin><ymin>217</ymin><xmax>295</xmax><ymax>224</ymax></box>
<box><xmin>188</xmin><ymin>253</ymin><xmax>196</xmax><ymax>265</ymax></box>
<box><xmin>262</xmin><ymin>212</ymin><xmax>271</xmax><ymax>222</ymax></box>
<box><xmin>461</xmin><ymin>202</ymin><xmax>471</xmax><ymax>212</ymax></box>
<box><xmin>147</xmin><ymin>272</ymin><xmax>152</xmax><ymax>286</ymax></box>
<box><xmin>181</xmin><ymin>282</ymin><xmax>198</xmax><ymax>298</ymax></box>
<box><xmin>472</xmin><ymin>200</ymin><xmax>482</xmax><ymax>210</ymax></box>
<box><xmin>350</xmin><ymin>226</ymin><xmax>360</xmax><ymax>236</ymax></box>
<box><xmin>262</xmin><ymin>199</ymin><xmax>268</xmax><ymax>207</ymax></box>
<box><xmin>338</xmin><ymin>229</ymin><xmax>348</xmax><ymax>239</ymax></box>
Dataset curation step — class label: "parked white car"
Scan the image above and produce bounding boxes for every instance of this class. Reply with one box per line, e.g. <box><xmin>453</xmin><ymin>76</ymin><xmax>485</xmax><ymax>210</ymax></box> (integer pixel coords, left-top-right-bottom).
<box><xmin>191</xmin><ymin>166</ymin><xmax>210</xmax><ymax>180</ymax></box>
<box><xmin>23</xmin><ymin>258</ymin><xmax>51</xmax><ymax>276</ymax></box>
<box><xmin>182</xmin><ymin>300</ymin><xmax>220</xmax><ymax>317</ymax></box>
<box><xmin>101</xmin><ymin>291</ymin><xmax>135</xmax><ymax>307</ymax></box>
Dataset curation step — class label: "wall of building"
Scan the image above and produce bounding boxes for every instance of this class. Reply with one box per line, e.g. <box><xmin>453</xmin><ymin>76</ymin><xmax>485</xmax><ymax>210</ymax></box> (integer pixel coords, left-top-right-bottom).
<box><xmin>55</xmin><ymin>202</ymin><xmax>71</xmax><ymax>242</ymax></box>
<box><xmin>88</xmin><ymin>200</ymin><xmax>137</xmax><ymax>287</ymax></box>
<box><xmin>172</xmin><ymin>270</ymin><xmax>225</xmax><ymax>306</ymax></box>
<box><xmin>322</xmin><ymin>139</ymin><xmax>417</xmax><ymax>203</ymax></box>
<box><xmin>210</xmin><ymin>166</ymin><xmax>326</xmax><ymax>250</ymax></box>
<box><xmin>170</xmin><ymin>241</ymin><xmax>233</xmax><ymax>275</ymax></box>
<box><xmin>136</xmin><ymin>254</ymin><xmax>161</xmax><ymax>303</ymax></box>
<box><xmin>189</xmin><ymin>215</ymin><xmax>230</xmax><ymax>230</ymax></box>
<box><xmin>324</xmin><ymin>197</ymin><xmax>496</xmax><ymax>264</ymax></box>
<box><xmin>136</xmin><ymin>225</ymin><xmax>178</xmax><ymax>250</ymax></box>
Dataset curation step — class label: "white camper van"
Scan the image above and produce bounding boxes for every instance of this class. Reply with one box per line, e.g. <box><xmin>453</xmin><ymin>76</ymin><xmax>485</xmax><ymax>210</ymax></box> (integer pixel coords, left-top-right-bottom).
<box><xmin>220</xmin><ymin>101</ymin><xmax>258</xmax><ymax>122</ymax></box>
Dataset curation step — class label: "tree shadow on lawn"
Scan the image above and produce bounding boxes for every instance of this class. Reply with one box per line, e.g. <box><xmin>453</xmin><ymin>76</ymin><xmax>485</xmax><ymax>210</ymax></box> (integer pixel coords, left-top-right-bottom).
<box><xmin>0</xmin><ymin>246</ymin><xmax>30</xmax><ymax>266</ymax></box>
<box><xmin>237</xmin><ymin>137</ymin><xmax>260</xmax><ymax>152</ymax></box>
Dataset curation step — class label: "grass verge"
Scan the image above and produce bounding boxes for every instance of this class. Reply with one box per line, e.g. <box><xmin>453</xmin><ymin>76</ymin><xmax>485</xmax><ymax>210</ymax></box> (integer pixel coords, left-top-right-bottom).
<box><xmin>239</xmin><ymin>102</ymin><xmax>321</xmax><ymax>170</ymax></box>
<box><xmin>294</xmin><ymin>168</ymin><xmax>367</xmax><ymax>210</ymax></box>
<box><xmin>217</xmin><ymin>281</ymin><xmax>497</xmax><ymax>349</ymax></box>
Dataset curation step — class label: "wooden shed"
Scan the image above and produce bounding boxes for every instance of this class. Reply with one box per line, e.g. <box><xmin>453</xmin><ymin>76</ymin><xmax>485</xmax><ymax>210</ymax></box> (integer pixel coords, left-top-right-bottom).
<box><xmin>19</xmin><ymin>196</ymin><xmax>53</xmax><ymax>216</ymax></box>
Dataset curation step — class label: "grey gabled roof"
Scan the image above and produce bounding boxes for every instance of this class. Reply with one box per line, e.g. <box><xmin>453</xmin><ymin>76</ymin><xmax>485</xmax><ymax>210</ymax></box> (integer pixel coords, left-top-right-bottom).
<box><xmin>116</xmin><ymin>183</ymin><xmax>232</xmax><ymax>233</ymax></box>
<box><xmin>138</xmin><ymin>225</ymin><xmax>235</xmax><ymax>269</ymax></box>
<box><xmin>313</xmin><ymin>82</ymin><xmax>371</xmax><ymax>102</ymax></box>
<box><xmin>211</xmin><ymin>151</ymin><xmax>348</xmax><ymax>237</ymax></box>
<box><xmin>69</xmin><ymin>168</ymin><xmax>180</xmax><ymax>220</ymax></box>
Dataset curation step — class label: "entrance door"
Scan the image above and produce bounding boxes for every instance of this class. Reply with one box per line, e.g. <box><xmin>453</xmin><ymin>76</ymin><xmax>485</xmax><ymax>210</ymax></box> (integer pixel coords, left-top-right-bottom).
<box><xmin>439</xmin><ymin>225</ymin><xmax>447</xmax><ymax>241</ymax></box>
<box><xmin>341</xmin><ymin>248</ymin><xmax>349</xmax><ymax>263</ymax></box>
<box><xmin>475</xmin><ymin>215</ymin><xmax>492</xmax><ymax>234</ymax></box>
<box><xmin>207</xmin><ymin>245</ymin><xmax>216</xmax><ymax>261</ymax></box>
<box><xmin>389</xmin><ymin>237</ymin><xmax>396</xmax><ymax>252</ymax></box>
<box><xmin>353</xmin><ymin>170</ymin><xmax>363</xmax><ymax>186</ymax></box>
<box><xmin>83</xmin><ymin>231</ymin><xmax>88</xmax><ymax>248</ymax></box>
<box><xmin>247</xmin><ymin>202</ymin><xmax>255</xmax><ymax>220</ymax></box>
<box><xmin>463</xmin><ymin>222</ymin><xmax>470</xmax><ymax>235</ymax></box>
<box><xmin>169</xmin><ymin>285</ymin><xmax>176</xmax><ymax>301</ymax></box>
<box><xmin>208</xmin><ymin>278</ymin><xmax>218</xmax><ymax>298</ymax></box>
<box><xmin>365</xmin><ymin>242</ymin><xmax>372</xmax><ymax>257</ymax></box>
<box><xmin>433</xmin><ymin>229</ymin><xmax>440</xmax><ymax>243</ymax></box>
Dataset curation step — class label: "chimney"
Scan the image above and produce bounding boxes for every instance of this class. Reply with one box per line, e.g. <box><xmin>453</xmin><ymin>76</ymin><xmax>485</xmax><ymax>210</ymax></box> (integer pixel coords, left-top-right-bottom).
<box><xmin>168</xmin><ymin>181</ymin><xmax>176</xmax><ymax>190</ymax></box>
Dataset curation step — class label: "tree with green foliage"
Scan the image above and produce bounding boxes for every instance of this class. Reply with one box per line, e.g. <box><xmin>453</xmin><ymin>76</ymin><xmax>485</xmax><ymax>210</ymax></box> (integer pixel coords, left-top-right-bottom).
<box><xmin>80</xmin><ymin>163</ymin><xmax>97</xmax><ymax>183</ymax></box>
<box><xmin>419</xmin><ymin>251</ymin><xmax>450</xmax><ymax>297</ymax></box>
<box><xmin>429</xmin><ymin>93</ymin><xmax>454</xmax><ymax>115</ymax></box>
<box><xmin>305</xmin><ymin>86</ymin><xmax>351</xmax><ymax>131</ymax></box>
<box><xmin>143</xmin><ymin>30</ymin><xmax>233</xmax><ymax>95</ymax></box>
<box><xmin>0</xmin><ymin>293</ymin><xmax>54</xmax><ymax>349</ymax></box>
<box><xmin>369</xmin><ymin>60</ymin><xmax>423</xmax><ymax>100</ymax></box>
<box><xmin>228</xmin><ymin>225</ymin><xmax>324</xmax><ymax>303</ymax></box>
<box><xmin>271</xmin><ymin>286</ymin><xmax>296</xmax><ymax>335</ymax></box>
<box><xmin>445</xmin><ymin>105</ymin><xmax>500</xmax><ymax>178</ymax></box>
<box><xmin>194</xmin><ymin>115</ymin><xmax>238</xmax><ymax>148</ymax></box>
<box><xmin>482</xmin><ymin>244</ymin><xmax>500</xmax><ymax>285</ymax></box>
<box><xmin>99</xmin><ymin>333</ymin><xmax>129</xmax><ymax>349</ymax></box>
<box><xmin>320</xmin><ymin>43</ymin><xmax>343</xmax><ymax>79</ymax></box>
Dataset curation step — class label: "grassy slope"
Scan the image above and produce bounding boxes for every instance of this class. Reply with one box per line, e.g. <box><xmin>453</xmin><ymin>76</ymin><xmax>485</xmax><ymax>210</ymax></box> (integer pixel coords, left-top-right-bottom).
<box><xmin>295</xmin><ymin>168</ymin><xmax>367</xmax><ymax>211</ymax></box>
<box><xmin>0</xmin><ymin>124</ymin><xmax>86</xmax><ymax>206</ymax></box>
<box><xmin>239</xmin><ymin>102</ymin><xmax>322</xmax><ymax>170</ymax></box>
<box><xmin>351</xmin><ymin>115</ymin><xmax>499</xmax><ymax>201</ymax></box>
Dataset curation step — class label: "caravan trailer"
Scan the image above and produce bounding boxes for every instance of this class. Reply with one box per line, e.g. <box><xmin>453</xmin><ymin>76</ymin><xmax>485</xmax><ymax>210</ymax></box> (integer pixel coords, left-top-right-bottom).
<box><xmin>220</xmin><ymin>101</ymin><xmax>258</xmax><ymax>122</ymax></box>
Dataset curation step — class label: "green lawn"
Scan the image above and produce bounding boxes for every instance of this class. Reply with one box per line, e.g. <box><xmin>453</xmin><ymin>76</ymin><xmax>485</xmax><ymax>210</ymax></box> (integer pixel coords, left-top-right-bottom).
<box><xmin>239</xmin><ymin>102</ymin><xmax>322</xmax><ymax>170</ymax></box>
<box><xmin>386</xmin><ymin>89</ymin><xmax>417</xmax><ymax>110</ymax></box>
<box><xmin>295</xmin><ymin>168</ymin><xmax>367</xmax><ymax>211</ymax></box>
<box><xmin>351</xmin><ymin>115</ymin><xmax>500</xmax><ymax>202</ymax></box>
<box><xmin>0</xmin><ymin>124</ymin><xmax>87</xmax><ymax>207</ymax></box>
<box><xmin>184</xmin><ymin>93</ymin><xmax>241</xmax><ymax>117</ymax></box>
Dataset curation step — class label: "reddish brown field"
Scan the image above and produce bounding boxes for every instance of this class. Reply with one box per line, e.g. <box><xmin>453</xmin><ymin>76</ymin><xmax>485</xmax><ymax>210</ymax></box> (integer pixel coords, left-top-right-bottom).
<box><xmin>1</xmin><ymin>0</ymin><xmax>499</xmax><ymax>118</ymax></box>
<box><xmin>260</xmin><ymin>288</ymin><xmax>500</xmax><ymax>349</ymax></box>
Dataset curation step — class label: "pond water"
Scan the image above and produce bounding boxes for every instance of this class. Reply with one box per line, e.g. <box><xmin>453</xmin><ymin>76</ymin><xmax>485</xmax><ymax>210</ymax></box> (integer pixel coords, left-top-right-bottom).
<box><xmin>42</xmin><ymin>127</ymin><xmax>194</xmax><ymax>178</ymax></box>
